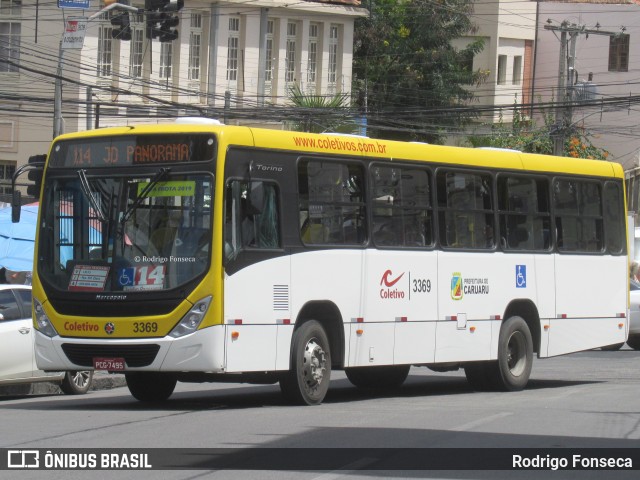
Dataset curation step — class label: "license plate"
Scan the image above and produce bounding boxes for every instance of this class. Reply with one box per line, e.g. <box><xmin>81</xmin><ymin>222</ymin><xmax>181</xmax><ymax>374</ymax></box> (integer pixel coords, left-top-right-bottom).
<box><xmin>93</xmin><ymin>357</ymin><xmax>126</xmax><ymax>371</ymax></box>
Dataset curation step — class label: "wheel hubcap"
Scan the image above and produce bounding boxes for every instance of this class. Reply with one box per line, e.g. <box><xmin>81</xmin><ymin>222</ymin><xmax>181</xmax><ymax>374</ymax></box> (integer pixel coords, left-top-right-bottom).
<box><xmin>72</xmin><ymin>371</ymin><xmax>90</xmax><ymax>388</ymax></box>
<box><xmin>302</xmin><ymin>338</ymin><xmax>326</xmax><ymax>392</ymax></box>
<box><xmin>506</xmin><ymin>331</ymin><xmax>526</xmax><ymax>377</ymax></box>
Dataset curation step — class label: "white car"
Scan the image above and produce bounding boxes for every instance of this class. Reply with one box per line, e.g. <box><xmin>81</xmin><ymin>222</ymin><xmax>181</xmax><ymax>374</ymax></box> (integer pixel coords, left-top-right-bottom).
<box><xmin>0</xmin><ymin>284</ymin><xmax>93</xmax><ymax>394</ymax></box>
<box><xmin>628</xmin><ymin>280</ymin><xmax>640</xmax><ymax>350</ymax></box>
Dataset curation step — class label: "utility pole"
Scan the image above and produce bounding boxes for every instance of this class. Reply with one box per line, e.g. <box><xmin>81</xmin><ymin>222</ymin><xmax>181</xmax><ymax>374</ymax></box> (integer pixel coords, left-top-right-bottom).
<box><xmin>544</xmin><ymin>21</ymin><xmax>621</xmax><ymax>156</ymax></box>
<box><xmin>257</xmin><ymin>8</ymin><xmax>268</xmax><ymax>107</ymax></box>
<box><xmin>53</xmin><ymin>2</ymin><xmax>142</xmax><ymax>138</ymax></box>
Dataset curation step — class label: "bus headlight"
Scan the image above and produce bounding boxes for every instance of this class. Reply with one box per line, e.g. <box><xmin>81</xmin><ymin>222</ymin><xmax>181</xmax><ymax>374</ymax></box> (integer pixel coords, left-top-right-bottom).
<box><xmin>169</xmin><ymin>296</ymin><xmax>212</xmax><ymax>338</ymax></box>
<box><xmin>33</xmin><ymin>299</ymin><xmax>58</xmax><ymax>338</ymax></box>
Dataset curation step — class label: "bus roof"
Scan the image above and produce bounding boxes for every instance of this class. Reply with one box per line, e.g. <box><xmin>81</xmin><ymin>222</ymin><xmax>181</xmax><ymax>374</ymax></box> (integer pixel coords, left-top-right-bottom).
<box><xmin>51</xmin><ymin>124</ymin><xmax>623</xmax><ymax>180</ymax></box>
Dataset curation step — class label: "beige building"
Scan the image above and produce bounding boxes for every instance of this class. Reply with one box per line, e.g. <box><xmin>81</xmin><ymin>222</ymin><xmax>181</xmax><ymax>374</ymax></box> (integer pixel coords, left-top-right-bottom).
<box><xmin>0</xmin><ymin>0</ymin><xmax>366</xmax><ymax>200</ymax></box>
<box><xmin>454</xmin><ymin>0</ymin><xmax>537</xmax><ymax>124</ymax></box>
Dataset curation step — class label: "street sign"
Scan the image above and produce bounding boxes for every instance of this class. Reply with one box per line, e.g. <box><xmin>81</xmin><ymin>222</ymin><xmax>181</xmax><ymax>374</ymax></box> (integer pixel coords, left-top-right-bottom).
<box><xmin>58</xmin><ymin>0</ymin><xmax>90</xmax><ymax>8</ymax></box>
<box><xmin>62</xmin><ymin>17</ymin><xmax>87</xmax><ymax>50</ymax></box>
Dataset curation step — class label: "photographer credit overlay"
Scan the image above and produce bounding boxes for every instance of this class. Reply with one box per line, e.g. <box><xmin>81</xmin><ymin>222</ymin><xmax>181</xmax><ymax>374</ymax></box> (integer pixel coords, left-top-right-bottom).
<box><xmin>1</xmin><ymin>448</ymin><xmax>638</xmax><ymax>471</ymax></box>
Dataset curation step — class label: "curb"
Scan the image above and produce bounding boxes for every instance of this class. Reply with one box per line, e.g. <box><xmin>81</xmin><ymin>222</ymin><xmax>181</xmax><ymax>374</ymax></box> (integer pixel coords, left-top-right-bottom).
<box><xmin>0</xmin><ymin>373</ymin><xmax>126</xmax><ymax>396</ymax></box>
<box><xmin>91</xmin><ymin>373</ymin><xmax>127</xmax><ymax>391</ymax></box>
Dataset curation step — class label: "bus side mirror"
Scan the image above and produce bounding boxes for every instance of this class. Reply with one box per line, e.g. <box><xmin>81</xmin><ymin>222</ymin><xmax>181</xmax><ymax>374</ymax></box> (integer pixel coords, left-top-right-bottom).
<box><xmin>11</xmin><ymin>190</ymin><xmax>21</xmax><ymax>223</ymax></box>
<box><xmin>26</xmin><ymin>154</ymin><xmax>46</xmax><ymax>199</ymax></box>
<box><xmin>10</xmin><ymin>153</ymin><xmax>46</xmax><ymax>223</ymax></box>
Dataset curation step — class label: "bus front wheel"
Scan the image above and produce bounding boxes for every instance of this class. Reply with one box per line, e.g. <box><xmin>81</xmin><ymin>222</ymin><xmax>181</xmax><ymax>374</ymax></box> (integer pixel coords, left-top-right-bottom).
<box><xmin>125</xmin><ymin>372</ymin><xmax>177</xmax><ymax>402</ymax></box>
<box><xmin>280</xmin><ymin>320</ymin><xmax>331</xmax><ymax>405</ymax></box>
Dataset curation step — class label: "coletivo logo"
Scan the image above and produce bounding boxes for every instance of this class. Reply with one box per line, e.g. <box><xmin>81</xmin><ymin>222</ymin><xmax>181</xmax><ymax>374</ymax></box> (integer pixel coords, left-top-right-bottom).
<box><xmin>381</xmin><ymin>269</ymin><xmax>404</xmax><ymax>287</ymax></box>
<box><xmin>380</xmin><ymin>269</ymin><xmax>406</xmax><ymax>299</ymax></box>
<box><xmin>64</xmin><ymin>321</ymin><xmax>99</xmax><ymax>332</ymax></box>
<box><xmin>104</xmin><ymin>322</ymin><xmax>115</xmax><ymax>335</ymax></box>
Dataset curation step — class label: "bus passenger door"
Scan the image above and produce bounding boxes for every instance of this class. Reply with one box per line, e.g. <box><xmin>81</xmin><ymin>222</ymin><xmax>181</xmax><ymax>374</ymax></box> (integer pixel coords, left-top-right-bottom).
<box><xmin>223</xmin><ymin>180</ymin><xmax>290</xmax><ymax>372</ymax></box>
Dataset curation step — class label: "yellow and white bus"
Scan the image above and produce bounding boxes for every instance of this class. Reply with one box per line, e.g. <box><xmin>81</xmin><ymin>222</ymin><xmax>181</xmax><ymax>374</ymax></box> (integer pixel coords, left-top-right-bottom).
<box><xmin>17</xmin><ymin>120</ymin><xmax>628</xmax><ymax>405</ymax></box>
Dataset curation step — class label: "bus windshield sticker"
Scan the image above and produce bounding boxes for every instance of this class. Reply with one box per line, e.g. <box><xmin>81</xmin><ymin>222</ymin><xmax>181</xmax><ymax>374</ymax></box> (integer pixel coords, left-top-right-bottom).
<box><xmin>136</xmin><ymin>180</ymin><xmax>196</xmax><ymax>197</ymax></box>
<box><xmin>118</xmin><ymin>265</ymin><xmax>165</xmax><ymax>291</ymax></box>
<box><xmin>69</xmin><ymin>265</ymin><xmax>110</xmax><ymax>291</ymax></box>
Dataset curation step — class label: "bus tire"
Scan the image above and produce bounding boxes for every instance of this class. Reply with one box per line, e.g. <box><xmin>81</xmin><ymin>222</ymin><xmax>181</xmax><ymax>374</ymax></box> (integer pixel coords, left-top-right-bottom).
<box><xmin>125</xmin><ymin>372</ymin><xmax>177</xmax><ymax>402</ymax></box>
<box><xmin>60</xmin><ymin>371</ymin><xmax>93</xmax><ymax>395</ymax></box>
<box><xmin>279</xmin><ymin>320</ymin><xmax>331</xmax><ymax>406</ymax></box>
<box><xmin>345</xmin><ymin>365</ymin><xmax>410</xmax><ymax>389</ymax></box>
<box><xmin>494</xmin><ymin>315</ymin><xmax>533</xmax><ymax>391</ymax></box>
<box><xmin>601</xmin><ymin>342</ymin><xmax>624</xmax><ymax>351</ymax></box>
<box><xmin>626</xmin><ymin>335</ymin><xmax>640</xmax><ymax>350</ymax></box>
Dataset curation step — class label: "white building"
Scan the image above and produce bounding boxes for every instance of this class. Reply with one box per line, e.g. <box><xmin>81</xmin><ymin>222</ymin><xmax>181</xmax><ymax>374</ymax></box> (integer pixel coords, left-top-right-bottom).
<box><xmin>0</xmin><ymin>0</ymin><xmax>366</xmax><ymax>199</ymax></box>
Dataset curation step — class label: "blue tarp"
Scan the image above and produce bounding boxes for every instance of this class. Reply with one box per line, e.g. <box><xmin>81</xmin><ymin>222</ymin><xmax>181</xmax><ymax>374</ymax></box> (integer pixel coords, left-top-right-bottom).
<box><xmin>0</xmin><ymin>204</ymin><xmax>38</xmax><ymax>272</ymax></box>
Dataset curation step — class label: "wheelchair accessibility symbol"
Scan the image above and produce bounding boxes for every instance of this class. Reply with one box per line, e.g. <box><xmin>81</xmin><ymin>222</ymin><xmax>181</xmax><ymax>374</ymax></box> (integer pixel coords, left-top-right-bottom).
<box><xmin>516</xmin><ymin>265</ymin><xmax>527</xmax><ymax>288</ymax></box>
<box><xmin>118</xmin><ymin>267</ymin><xmax>135</xmax><ymax>287</ymax></box>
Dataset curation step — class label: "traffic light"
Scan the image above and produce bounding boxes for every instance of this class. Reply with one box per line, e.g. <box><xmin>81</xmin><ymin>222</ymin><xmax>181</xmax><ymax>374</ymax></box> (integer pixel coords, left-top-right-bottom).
<box><xmin>158</xmin><ymin>14</ymin><xmax>179</xmax><ymax>42</ymax></box>
<box><xmin>147</xmin><ymin>0</ymin><xmax>183</xmax><ymax>10</ymax></box>
<box><xmin>26</xmin><ymin>154</ymin><xmax>46</xmax><ymax>199</ymax></box>
<box><xmin>145</xmin><ymin>0</ymin><xmax>183</xmax><ymax>41</ymax></box>
<box><xmin>110</xmin><ymin>12</ymin><xmax>132</xmax><ymax>41</ymax></box>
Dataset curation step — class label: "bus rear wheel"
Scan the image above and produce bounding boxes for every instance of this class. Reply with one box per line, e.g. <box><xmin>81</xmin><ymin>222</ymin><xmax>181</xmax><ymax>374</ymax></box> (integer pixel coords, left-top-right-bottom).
<box><xmin>494</xmin><ymin>315</ymin><xmax>533</xmax><ymax>391</ymax></box>
<box><xmin>345</xmin><ymin>365</ymin><xmax>410</xmax><ymax>389</ymax></box>
<box><xmin>280</xmin><ymin>320</ymin><xmax>331</xmax><ymax>405</ymax></box>
<box><xmin>125</xmin><ymin>372</ymin><xmax>177</xmax><ymax>402</ymax></box>
<box><xmin>464</xmin><ymin>316</ymin><xmax>533</xmax><ymax>392</ymax></box>
<box><xmin>626</xmin><ymin>335</ymin><xmax>640</xmax><ymax>350</ymax></box>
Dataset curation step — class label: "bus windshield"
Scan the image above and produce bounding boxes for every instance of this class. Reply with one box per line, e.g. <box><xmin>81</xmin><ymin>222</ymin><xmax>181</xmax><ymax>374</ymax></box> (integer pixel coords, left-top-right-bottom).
<box><xmin>37</xmin><ymin>171</ymin><xmax>213</xmax><ymax>293</ymax></box>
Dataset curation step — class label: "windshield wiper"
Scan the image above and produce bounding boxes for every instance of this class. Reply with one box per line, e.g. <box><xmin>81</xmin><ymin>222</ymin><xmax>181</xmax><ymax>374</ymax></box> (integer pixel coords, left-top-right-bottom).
<box><xmin>120</xmin><ymin>167</ymin><xmax>171</xmax><ymax>225</ymax></box>
<box><xmin>77</xmin><ymin>169</ymin><xmax>107</xmax><ymax>223</ymax></box>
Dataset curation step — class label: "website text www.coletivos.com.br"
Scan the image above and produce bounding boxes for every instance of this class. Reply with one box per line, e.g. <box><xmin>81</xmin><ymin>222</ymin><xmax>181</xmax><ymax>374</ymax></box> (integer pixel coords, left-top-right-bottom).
<box><xmin>293</xmin><ymin>136</ymin><xmax>387</xmax><ymax>154</ymax></box>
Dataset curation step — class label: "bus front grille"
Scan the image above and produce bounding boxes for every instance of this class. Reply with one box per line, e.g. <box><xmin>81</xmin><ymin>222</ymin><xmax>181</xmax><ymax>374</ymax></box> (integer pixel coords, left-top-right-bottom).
<box><xmin>61</xmin><ymin>344</ymin><xmax>161</xmax><ymax>368</ymax></box>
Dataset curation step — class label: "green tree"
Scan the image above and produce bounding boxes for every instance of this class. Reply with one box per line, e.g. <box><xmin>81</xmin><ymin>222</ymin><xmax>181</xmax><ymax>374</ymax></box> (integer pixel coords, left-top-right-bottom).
<box><xmin>353</xmin><ymin>0</ymin><xmax>487</xmax><ymax>142</ymax></box>
<box><xmin>468</xmin><ymin>100</ymin><xmax>610</xmax><ymax>160</ymax></box>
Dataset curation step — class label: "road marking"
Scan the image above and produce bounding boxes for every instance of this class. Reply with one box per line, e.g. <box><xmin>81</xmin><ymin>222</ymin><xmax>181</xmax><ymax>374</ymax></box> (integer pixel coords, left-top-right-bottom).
<box><xmin>628</xmin><ymin>422</ymin><xmax>640</xmax><ymax>440</ymax></box>
<box><xmin>310</xmin><ymin>457</ymin><xmax>378</xmax><ymax>480</ymax></box>
<box><xmin>451</xmin><ymin>412</ymin><xmax>513</xmax><ymax>431</ymax></box>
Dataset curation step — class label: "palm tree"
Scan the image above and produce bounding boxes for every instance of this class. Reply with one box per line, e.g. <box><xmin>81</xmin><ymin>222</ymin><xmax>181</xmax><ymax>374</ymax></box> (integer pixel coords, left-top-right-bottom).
<box><xmin>287</xmin><ymin>83</ymin><xmax>355</xmax><ymax>133</ymax></box>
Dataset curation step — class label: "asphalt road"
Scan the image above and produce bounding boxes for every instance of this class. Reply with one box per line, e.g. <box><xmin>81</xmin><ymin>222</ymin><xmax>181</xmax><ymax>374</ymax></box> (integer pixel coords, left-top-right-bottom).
<box><xmin>0</xmin><ymin>347</ymin><xmax>638</xmax><ymax>480</ymax></box>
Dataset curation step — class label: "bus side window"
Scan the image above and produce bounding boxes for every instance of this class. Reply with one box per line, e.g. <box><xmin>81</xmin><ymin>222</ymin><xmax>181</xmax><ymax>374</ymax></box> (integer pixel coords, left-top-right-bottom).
<box><xmin>603</xmin><ymin>182</ymin><xmax>624</xmax><ymax>254</ymax></box>
<box><xmin>225</xmin><ymin>180</ymin><xmax>281</xmax><ymax>260</ymax></box>
<box><xmin>437</xmin><ymin>170</ymin><xmax>492</xmax><ymax>249</ymax></box>
<box><xmin>554</xmin><ymin>179</ymin><xmax>603</xmax><ymax>253</ymax></box>
<box><xmin>371</xmin><ymin>165</ymin><xmax>431</xmax><ymax>248</ymax></box>
<box><xmin>299</xmin><ymin>159</ymin><xmax>366</xmax><ymax>246</ymax></box>
<box><xmin>498</xmin><ymin>175</ymin><xmax>551</xmax><ymax>251</ymax></box>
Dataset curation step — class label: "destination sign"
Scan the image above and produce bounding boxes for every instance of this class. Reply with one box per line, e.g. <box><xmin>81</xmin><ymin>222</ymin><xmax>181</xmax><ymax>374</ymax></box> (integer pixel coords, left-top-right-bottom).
<box><xmin>50</xmin><ymin>134</ymin><xmax>216</xmax><ymax>168</ymax></box>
